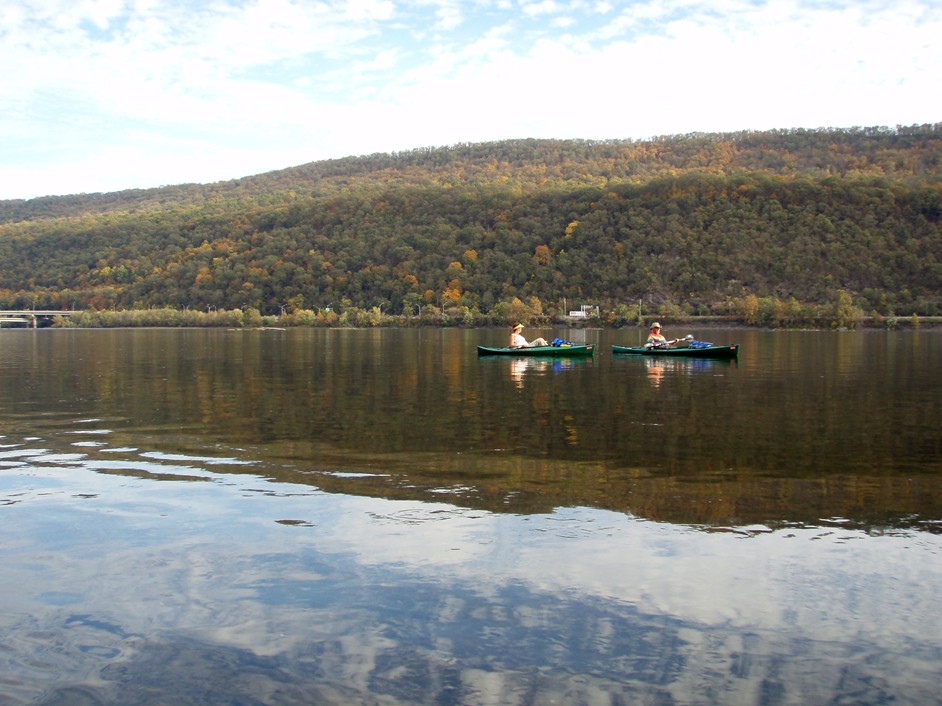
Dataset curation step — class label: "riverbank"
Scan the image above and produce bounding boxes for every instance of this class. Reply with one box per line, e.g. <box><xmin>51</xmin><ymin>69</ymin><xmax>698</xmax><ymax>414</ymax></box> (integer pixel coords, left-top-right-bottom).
<box><xmin>655</xmin><ymin>314</ymin><xmax>942</xmax><ymax>330</ymax></box>
<box><xmin>0</xmin><ymin>307</ymin><xmax>934</xmax><ymax>330</ymax></box>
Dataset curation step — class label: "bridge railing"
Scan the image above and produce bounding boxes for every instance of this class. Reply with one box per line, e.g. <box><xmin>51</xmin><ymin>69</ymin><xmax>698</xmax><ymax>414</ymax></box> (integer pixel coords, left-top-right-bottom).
<box><xmin>0</xmin><ymin>310</ymin><xmax>75</xmax><ymax>328</ymax></box>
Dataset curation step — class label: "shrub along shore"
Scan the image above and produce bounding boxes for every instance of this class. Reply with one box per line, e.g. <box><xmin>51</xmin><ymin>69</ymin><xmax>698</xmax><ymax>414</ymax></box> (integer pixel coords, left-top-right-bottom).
<box><xmin>45</xmin><ymin>298</ymin><xmax>937</xmax><ymax>331</ymax></box>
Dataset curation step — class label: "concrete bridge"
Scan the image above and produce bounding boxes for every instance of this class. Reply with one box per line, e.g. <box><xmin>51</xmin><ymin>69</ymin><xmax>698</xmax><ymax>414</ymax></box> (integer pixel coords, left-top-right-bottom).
<box><xmin>0</xmin><ymin>310</ymin><xmax>75</xmax><ymax>328</ymax></box>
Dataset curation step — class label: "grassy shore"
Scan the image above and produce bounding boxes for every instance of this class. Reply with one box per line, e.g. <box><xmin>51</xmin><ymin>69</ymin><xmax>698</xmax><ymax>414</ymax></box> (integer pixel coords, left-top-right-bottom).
<box><xmin>19</xmin><ymin>307</ymin><xmax>939</xmax><ymax>330</ymax></box>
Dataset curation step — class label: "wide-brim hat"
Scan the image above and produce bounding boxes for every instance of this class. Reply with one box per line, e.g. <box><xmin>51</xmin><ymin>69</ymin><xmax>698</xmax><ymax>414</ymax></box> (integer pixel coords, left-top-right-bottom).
<box><xmin>512</xmin><ymin>323</ymin><xmax>524</xmax><ymax>332</ymax></box>
<box><xmin>650</xmin><ymin>322</ymin><xmax>661</xmax><ymax>330</ymax></box>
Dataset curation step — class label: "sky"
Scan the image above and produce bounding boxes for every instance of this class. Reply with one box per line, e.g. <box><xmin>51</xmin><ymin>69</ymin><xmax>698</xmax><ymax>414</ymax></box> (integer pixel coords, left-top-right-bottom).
<box><xmin>1</xmin><ymin>0</ymin><xmax>939</xmax><ymax>200</ymax></box>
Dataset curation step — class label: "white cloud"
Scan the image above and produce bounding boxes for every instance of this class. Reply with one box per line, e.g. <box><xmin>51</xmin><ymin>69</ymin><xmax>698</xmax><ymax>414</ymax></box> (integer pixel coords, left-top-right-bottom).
<box><xmin>551</xmin><ymin>15</ymin><xmax>577</xmax><ymax>28</ymax></box>
<box><xmin>521</xmin><ymin>0</ymin><xmax>563</xmax><ymax>16</ymax></box>
<box><xmin>432</xmin><ymin>1</ymin><xmax>465</xmax><ymax>30</ymax></box>
<box><xmin>0</xmin><ymin>0</ymin><xmax>939</xmax><ymax>198</ymax></box>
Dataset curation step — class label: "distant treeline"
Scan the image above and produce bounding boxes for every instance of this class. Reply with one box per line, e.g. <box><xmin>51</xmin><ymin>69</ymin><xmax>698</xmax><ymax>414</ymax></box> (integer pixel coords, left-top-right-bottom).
<box><xmin>48</xmin><ymin>297</ymin><xmax>931</xmax><ymax>331</ymax></box>
<box><xmin>2</xmin><ymin>124</ymin><xmax>940</xmax><ymax>324</ymax></box>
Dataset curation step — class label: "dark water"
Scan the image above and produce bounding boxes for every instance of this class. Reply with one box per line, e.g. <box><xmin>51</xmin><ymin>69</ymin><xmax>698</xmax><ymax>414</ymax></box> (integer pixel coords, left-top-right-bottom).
<box><xmin>1</xmin><ymin>327</ymin><xmax>941</xmax><ymax>705</ymax></box>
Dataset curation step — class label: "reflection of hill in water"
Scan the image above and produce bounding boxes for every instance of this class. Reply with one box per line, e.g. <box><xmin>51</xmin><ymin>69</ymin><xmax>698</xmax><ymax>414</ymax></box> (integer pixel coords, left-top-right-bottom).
<box><xmin>258</xmin><ymin>442</ymin><xmax>942</xmax><ymax>532</ymax></box>
<box><xmin>266</xmin><ymin>446</ymin><xmax>942</xmax><ymax>531</ymax></box>
<box><xmin>5</xmin><ymin>328</ymin><xmax>942</xmax><ymax>533</ymax></box>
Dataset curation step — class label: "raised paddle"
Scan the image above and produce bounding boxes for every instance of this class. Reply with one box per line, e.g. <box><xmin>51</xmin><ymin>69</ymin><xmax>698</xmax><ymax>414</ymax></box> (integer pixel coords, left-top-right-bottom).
<box><xmin>645</xmin><ymin>334</ymin><xmax>693</xmax><ymax>349</ymax></box>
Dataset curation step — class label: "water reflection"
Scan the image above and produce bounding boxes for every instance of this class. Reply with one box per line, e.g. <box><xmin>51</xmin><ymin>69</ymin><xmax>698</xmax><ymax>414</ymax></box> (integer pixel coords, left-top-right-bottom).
<box><xmin>501</xmin><ymin>356</ymin><xmax>586</xmax><ymax>388</ymax></box>
<box><xmin>611</xmin><ymin>354</ymin><xmax>740</xmax><ymax>389</ymax></box>
<box><xmin>2</xmin><ymin>328</ymin><xmax>942</xmax><ymax>704</ymax></box>
<box><xmin>3</xmin><ymin>430</ymin><xmax>942</xmax><ymax>705</ymax></box>
<box><xmin>1</xmin><ymin>328</ymin><xmax>940</xmax><ymax>530</ymax></box>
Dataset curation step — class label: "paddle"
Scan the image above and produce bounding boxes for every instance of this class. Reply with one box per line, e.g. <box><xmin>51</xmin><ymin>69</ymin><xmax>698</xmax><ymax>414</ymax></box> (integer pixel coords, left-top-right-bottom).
<box><xmin>645</xmin><ymin>334</ymin><xmax>693</xmax><ymax>349</ymax></box>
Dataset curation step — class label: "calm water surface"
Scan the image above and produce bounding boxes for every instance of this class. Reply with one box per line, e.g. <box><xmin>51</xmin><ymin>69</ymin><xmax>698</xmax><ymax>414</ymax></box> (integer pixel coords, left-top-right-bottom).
<box><xmin>1</xmin><ymin>327</ymin><xmax>941</xmax><ymax>705</ymax></box>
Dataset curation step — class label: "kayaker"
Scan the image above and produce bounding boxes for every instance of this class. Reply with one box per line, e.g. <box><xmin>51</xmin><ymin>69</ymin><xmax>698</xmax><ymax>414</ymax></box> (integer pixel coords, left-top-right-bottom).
<box><xmin>510</xmin><ymin>323</ymin><xmax>548</xmax><ymax>348</ymax></box>
<box><xmin>645</xmin><ymin>322</ymin><xmax>669</xmax><ymax>348</ymax></box>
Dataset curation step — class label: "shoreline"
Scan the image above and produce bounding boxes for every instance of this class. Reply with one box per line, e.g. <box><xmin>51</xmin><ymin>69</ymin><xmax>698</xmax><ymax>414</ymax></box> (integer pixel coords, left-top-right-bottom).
<box><xmin>3</xmin><ymin>316</ymin><xmax>939</xmax><ymax>332</ymax></box>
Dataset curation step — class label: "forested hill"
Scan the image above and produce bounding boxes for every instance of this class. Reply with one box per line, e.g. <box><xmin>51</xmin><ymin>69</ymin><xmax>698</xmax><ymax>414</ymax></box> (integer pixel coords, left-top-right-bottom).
<box><xmin>1</xmin><ymin>124</ymin><xmax>940</xmax><ymax>322</ymax></box>
<box><xmin>4</xmin><ymin>125</ymin><xmax>941</xmax><ymax>222</ymax></box>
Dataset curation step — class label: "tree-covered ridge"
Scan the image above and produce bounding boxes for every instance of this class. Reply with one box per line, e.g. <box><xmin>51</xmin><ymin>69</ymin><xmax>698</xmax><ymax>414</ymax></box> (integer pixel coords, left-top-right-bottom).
<box><xmin>0</xmin><ymin>125</ymin><xmax>940</xmax><ymax>322</ymax></box>
<box><xmin>3</xmin><ymin>124</ymin><xmax>939</xmax><ymax>222</ymax></box>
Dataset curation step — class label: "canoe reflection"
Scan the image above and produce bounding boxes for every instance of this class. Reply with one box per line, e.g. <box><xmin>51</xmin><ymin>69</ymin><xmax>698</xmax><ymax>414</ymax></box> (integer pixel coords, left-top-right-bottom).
<box><xmin>508</xmin><ymin>357</ymin><xmax>581</xmax><ymax>387</ymax></box>
<box><xmin>636</xmin><ymin>356</ymin><xmax>737</xmax><ymax>387</ymax></box>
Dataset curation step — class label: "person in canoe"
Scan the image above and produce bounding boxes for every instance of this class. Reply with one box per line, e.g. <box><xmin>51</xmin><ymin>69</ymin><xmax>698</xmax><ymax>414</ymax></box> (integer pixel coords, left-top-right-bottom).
<box><xmin>510</xmin><ymin>323</ymin><xmax>549</xmax><ymax>349</ymax></box>
<box><xmin>645</xmin><ymin>322</ymin><xmax>671</xmax><ymax>348</ymax></box>
<box><xmin>644</xmin><ymin>323</ymin><xmax>692</xmax><ymax>349</ymax></box>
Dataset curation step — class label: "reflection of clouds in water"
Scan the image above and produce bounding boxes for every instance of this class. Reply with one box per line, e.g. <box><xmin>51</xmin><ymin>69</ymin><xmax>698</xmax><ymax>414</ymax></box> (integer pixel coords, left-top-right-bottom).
<box><xmin>10</xmin><ymin>525</ymin><xmax>940</xmax><ymax>706</ymax></box>
<box><xmin>3</xmin><ymin>438</ymin><xmax>942</xmax><ymax>704</ymax></box>
<box><xmin>327</xmin><ymin>501</ymin><xmax>942</xmax><ymax>642</ymax></box>
<box><xmin>140</xmin><ymin>451</ymin><xmax>254</xmax><ymax>466</ymax></box>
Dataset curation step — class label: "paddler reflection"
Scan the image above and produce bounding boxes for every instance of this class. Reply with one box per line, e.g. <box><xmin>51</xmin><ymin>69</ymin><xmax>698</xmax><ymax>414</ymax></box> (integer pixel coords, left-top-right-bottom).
<box><xmin>645</xmin><ymin>358</ymin><xmax>665</xmax><ymax>387</ymax></box>
<box><xmin>509</xmin><ymin>357</ymin><xmax>577</xmax><ymax>388</ymax></box>
<box><xmin>510</xmin><ymin>358</ymin><xmax>539</xmax><ymax>388</ymax></box>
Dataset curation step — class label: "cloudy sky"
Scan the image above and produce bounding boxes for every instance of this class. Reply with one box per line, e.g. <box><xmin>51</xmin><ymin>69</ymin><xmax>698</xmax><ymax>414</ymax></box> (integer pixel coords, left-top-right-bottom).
<box><xmin>1</xmin><ymin>0</ymin><xmax>939</xmax><ymax>200</ymax></box>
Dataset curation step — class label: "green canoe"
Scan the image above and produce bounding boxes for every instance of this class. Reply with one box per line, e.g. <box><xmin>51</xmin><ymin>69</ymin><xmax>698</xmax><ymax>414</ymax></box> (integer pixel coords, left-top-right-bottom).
<box><xmin>611</xmin><ymin>343</ymin><xmax>739</xmax><ymax>358</ymax></box>
<box><xmin>477</xmin><ymin>344</ymin><xmax>595</xmax><ymax>357</ymax></box>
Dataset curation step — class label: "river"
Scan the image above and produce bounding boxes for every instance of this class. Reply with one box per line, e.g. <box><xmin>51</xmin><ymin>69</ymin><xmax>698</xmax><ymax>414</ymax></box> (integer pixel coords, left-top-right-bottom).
<box><xmin>1</xmin><ymin>327</ymin><xmax>940</xmax><ymax>705</ymax></box>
